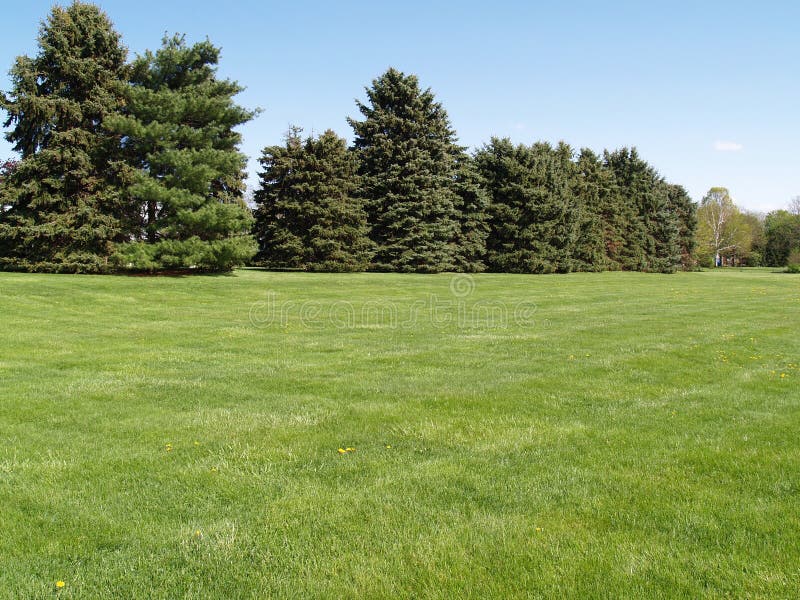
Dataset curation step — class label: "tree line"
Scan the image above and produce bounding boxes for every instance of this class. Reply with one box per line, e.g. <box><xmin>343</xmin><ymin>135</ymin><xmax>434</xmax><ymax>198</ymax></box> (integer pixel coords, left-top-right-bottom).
<box><xmin>695</xmin><ymin>188</ymin><xmax>800</xmax><ymax>269</ymax></box>
<box><xmin>6</xmin><ymin>2</ymin><xmax>793</xmax><ymax>276</ymax></box>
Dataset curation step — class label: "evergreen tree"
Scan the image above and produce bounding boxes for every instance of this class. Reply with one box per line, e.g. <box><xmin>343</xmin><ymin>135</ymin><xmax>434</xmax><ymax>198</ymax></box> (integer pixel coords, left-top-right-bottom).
<box><xmin>106</xmin><ymin>35</ymin><xmax>256</xmax><ymax>272</ymax></box>
<box><xmin>253</xmin><ymin>128</ymin><xmax>373</xmax><ymax>272</ymax></box>
<box><xmin>348</xmin><ymin>68</ymin><xmax>462</xmax><ymax>273</ymax></box>
<box><xmin>573</xmin><ymin>148</ymin><xmax>623</xmax><ymax>270</ymax></box>
<box><xmin>451</xmin><ymin>154</ymin><xmax>490</xmax><ymax>272</ymax></box>
<box><xmin>558</xmin><ymin>142</ymin><xmax>605</xmax><ymax>272</ymax></box>
<box><xmin>664</xmin><ymin>183</ymin><xmax>697</xmax><ymax>269</ymax></box>
<box><xmin>476</xmin><ymin>138</ymin><xmax>578</xmax><ymax>273</ymax></box>
<box><xmin>604</xmin><ymin>148</ymin><xmax>680</xmax><ymax>273</ymax></box>
<box><xmin>0</xmin><ymin>2</ymin><xmax>129</xmax><ymax>272</ymax></box>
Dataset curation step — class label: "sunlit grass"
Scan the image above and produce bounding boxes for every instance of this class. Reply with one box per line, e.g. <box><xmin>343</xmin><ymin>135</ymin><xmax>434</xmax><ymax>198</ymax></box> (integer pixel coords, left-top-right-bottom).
<box><xmin>1</xmin><ymin>268</ymin><xmax>798</xmax><ymax>597</ymax></box>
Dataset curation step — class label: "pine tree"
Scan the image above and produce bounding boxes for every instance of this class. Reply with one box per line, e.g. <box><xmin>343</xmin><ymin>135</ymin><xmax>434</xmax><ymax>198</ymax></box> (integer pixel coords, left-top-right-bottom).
<box><xmin>0</xmin><ymin>2</ymin><xmax>129</xmax><ymax>273</ymax></box>
<box><xmin>476</xmin><ymin>138</ymin><xmax>578</xmax><ymax>273</ymax></box>
<box><xmin>106</xmin><ymin>35</ymin><xmax>256</xmax><ymax>272</ymax></box>
<box><xmin>253</xmin><ymin>128</ymin><xmax>373</xmax><ymax>271</ymax></box>
<box><xmin>348</xmin><ymin>68</ymin><xmax>462</xmax><ymax>273</ymax></box>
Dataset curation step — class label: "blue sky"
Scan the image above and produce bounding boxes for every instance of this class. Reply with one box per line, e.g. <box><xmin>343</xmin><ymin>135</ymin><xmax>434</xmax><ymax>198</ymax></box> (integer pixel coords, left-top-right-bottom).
<box><xmin>1</xmin><ymin>0</ymin><xmax>798</xmax><ymax>212</ymax></box>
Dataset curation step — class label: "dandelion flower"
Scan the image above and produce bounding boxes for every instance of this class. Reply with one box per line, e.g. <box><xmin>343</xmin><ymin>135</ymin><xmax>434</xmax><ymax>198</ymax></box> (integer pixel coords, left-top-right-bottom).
<box><xmin>338</xmin><ymin>448</ymin><xmax>347</xmax><ymax>454</ymax></box>
<box><xmin>346</xmin><ymin>447</ymin><xmax>355</xmax><ymax>452</ymax></box>
<box><xmin>56</xmin><ymin>581</ymin><xmax>65</xmax><ymax>589</ymax></box>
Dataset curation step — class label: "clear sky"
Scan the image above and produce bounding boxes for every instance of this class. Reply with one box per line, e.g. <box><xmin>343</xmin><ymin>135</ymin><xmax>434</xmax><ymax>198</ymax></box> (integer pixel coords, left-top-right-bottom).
<box><xmin>1</xmin><ymin>0</ymin><xmax>798</xmax><ymax>212</ymax></box>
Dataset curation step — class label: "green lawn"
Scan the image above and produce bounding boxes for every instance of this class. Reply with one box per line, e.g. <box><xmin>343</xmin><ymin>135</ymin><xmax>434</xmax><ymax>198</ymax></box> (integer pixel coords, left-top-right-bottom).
<box><xmin>1</xmin><ymin>269</ymin><xmax>798</xmax><ymax>598</ymax></box>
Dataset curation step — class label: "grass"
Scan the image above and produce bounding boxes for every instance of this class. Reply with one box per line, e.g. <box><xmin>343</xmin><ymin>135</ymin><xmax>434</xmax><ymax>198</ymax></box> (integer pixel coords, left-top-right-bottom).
<box><xmin>1</xmin><ymin>268</ymin><xmax>798</xmax><ymax>598</ymax></box>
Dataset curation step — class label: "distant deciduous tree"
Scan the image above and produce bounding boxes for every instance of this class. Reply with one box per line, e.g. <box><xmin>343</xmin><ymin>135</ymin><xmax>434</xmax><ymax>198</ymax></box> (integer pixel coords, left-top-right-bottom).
<box><xmin>695</xmin><ymin>187</ymin><xmax>743</xmax><ymax>267</ymax></box>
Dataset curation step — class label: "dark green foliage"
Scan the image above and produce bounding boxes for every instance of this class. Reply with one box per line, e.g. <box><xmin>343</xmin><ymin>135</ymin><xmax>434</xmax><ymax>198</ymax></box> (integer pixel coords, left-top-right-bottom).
<box><xmin>0</xmin><ymin>2</ymin><xmax>129</xmax><ymax>273</ymax></box>
<box><xmin>253</xmin><ymin>128</ymin><xmax>373</xmax><ymax>272</ymax></box>
<box><xmin>475</xmin><ymin>138</ymin><xmax>578</xmax><ymax>274</ymax></box>
<box><xmin>564</xmin><ymin>147</ymin><xmax>604</xmax><ymax>272</ymax></box>
<box><xmin>604</xmin><ymin>148</ymin><xmax>680</xmax><ymax>273</ymax></box>
<box><xmin>451</xmin><ymin>155</ymin><xmax>490</xmax><ymax>272</ymax></box>
<box><xmin>349</xmin><ymin>68</ymin><xmax>463</xmax><ymax>273</ymax></box>
<box><xmin>665</xmin><ymin>184</ymin><xmax>697</xmax><ymax>269</ymax></box>
<box><xmin>573</xmin><ymin>148</ymin><xmax>624</xmax><ymax>270</ymax></box>
<box><xmin>786</xmin><ymin>250</ymin><xmax>800</xmax><ymax>273</ymax></box>
<box><xmin>106</xmin><ymin>35</ymin><xmax>256</xmax><ymax>272</ymax></box>
<box><xmin>764</xmin><ymin>210</ymin><xmax>800</xmax><ymax>267</ymax></box>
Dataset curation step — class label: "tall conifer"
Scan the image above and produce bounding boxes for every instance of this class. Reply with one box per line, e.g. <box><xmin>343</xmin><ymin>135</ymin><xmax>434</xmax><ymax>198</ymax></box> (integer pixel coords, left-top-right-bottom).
<box><xmin>107</xmin><ymin>35</ymin><xmax>256</xmax><ymax>272</ymax></box>
<box><xmin>476</xmin><ymin>138</ymin><xmax>578</xmax><ymax>273</ymax></box>
<box><xmin>253</xmin><ymin>128</ymin><xmax>373</xmax><ymax>271</ymax></box>
<box><xmin>0</xmin><ymin>2</ymin><xmax>129</xmax><ymax>272</ymax></box>
<box><xmin>349</xmin><ymin>68</ymin><xmax>463</xmax><ymax>273</ymax></box>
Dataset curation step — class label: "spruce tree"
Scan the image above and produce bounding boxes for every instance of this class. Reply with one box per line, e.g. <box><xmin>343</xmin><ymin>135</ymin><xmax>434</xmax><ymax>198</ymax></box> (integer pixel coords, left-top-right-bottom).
<box><xmin>348</xmin><ymin>68</ymin><xmax>462</xmax><ymax>273</ymax></box>
<box><xmin>106</xmin><ymin>35</ymin><xmax>256</xmax><ymax>272</ymax></box>
<box><xmin>665</xmin><ymin>183</ymin><xmax>697</xmax><ymax>270</ymax></box>
<box><xmin>572</xmin><ymin>149</ymin><xmax>621</xmax><ymax>270</ymax></box>
<box><xmin>476</xmin><ymin>138</ymin><xmax>578</xmax><ymax>274</ymax></box>
<box><xmin>253</xmin><ymin>128</ymin><xmax>373</xmax><ymax>272</ymax></box>
<box><xmin>0</xmin><ymin>2</ymin><xmax>129</xmax><ymax>272</ymax></box>
<box><xmin>452</xmin><ymin>154</ymin><xmax>490</xmax><ymax>272</ymax></box>
<box><xmin>604</xmin><ymin>148</ymin><xmax>680</xmax><ymax>273</ymax></box>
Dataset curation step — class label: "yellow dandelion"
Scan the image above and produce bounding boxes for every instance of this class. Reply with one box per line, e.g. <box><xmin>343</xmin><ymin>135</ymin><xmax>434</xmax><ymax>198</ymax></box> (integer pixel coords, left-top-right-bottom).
<box><xmin>194</xmin><ymin>530</ymin><xmax>202</xmax><ymax>538</ymax></box>
<box><xmin>781</xmin><ymin>373</ymin><xmax>787</xmax><ymax>378</ymax></box>
<box><xmin>56</xmin><ymin>581</ymin><xmax>65</xmax><ymax>589</ymax></box>
<box><xmin>194</xmin><ymin>441</ymin><xmax>200</xmax><ymax>447</ymax></box>
<box><xmin>338</xmin><ymin>448</ymin><xmax>347</xmax><ymax>454</ymax></box>
<box><xmin>346</xmin><ymin>447</ymin><xmax>355</xmax><ymax>452</ymax></box>
<box><xmin>385</xmin><ymin>445</ymin><xmax>392</xmax><ymax>449</ymax></box>
<box><xmin>535</xmin><ymin>527</ymin><xmax>542</xmax><ymax>532</ymax></box>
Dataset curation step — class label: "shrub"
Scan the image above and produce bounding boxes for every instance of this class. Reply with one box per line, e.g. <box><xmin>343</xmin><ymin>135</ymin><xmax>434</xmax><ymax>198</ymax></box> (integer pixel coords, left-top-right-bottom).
<box><xmin>787</xmin><ymin>250</ymin><xmax>800</xmax><ymax>273</ymax></box>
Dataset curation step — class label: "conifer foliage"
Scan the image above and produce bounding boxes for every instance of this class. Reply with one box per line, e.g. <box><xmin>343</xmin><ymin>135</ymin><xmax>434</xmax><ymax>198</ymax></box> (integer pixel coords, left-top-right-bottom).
<box><xmin>349</xmin><ymin>68</ymin><xmax>467</xmax><ymax>273</ymax></box>
<box><xmin>604</xmin><ymin>148</ymin><xmax>681</xmax><ymax>273</ymax></box>
<box><xmin>0</xmin><ymin>2</ymin><xmax>129</xmax><ymax>272</ymax></box>
<box><xmin>475</xmin><ymin>138</ymin><xmax>578</xmax><ymax>273</ymax></box>
<box><xmin>107</xmin><ymin>36</ymin><xmax>256</xmax><ymax>272</ymax></box>
<box><xmin>253</xmin><ymin>128</ymin><xmax>372</xmax><ymax>271</ymax></box>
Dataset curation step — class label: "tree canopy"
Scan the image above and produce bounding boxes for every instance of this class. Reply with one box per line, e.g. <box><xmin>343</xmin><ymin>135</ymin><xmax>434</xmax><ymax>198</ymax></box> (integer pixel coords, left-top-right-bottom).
<box><xmin>0</xmin><ymin>5</ymin><xmax>699</xmax><ymax>276</ymax></box>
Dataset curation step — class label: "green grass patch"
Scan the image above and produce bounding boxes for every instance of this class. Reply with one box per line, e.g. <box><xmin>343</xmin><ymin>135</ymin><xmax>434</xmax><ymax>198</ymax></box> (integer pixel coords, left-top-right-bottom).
<box><xmin>1</xmin><ymin>269</ymin><xmax>798</xmax><ymax>598</ymax></box>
